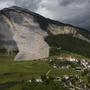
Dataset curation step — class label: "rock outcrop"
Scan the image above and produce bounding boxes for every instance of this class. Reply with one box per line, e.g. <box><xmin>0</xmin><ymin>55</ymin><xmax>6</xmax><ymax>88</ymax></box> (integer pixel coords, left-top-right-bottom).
<box><xmin>0</xmin><ymin>6</ymin><xmax>90</xmax><ymax>61</ymax></box>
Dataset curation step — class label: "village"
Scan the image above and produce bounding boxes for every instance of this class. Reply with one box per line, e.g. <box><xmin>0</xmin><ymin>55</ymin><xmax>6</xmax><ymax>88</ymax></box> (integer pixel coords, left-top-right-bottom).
<box><xmin>26</xmin><ymin>56</ymin><xmax>90</xmax><ymax>90</ymax></box>
<box><xmin>52</xmin><ymin>56</ymin><xmax>90</xmax><ymax>69</ymax></box>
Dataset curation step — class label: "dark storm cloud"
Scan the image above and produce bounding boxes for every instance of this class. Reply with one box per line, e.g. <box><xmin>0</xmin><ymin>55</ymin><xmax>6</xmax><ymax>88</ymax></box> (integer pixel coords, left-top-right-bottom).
<box><xmin>0</xmin><ymin>0</ymin><xmax>15</xmax><ymax>9</ymax></box>
<box><xmin>0</xmin><ymin>0</ymin><xmax>41</xmax><ymax>11</ymax></box>
<box><xmin>0</xmin><ymin>0</ymin><xmax>90</xmax><ymax>30</ymax></box>
<box><xmin>59</xmin><ymin>0</ymin><xmax>90</xmax><ymax>30</ymax></box>
<box><xmin>14</xmin><ymin>0</ymin><xmax>41</xmax><ymax>11</ymax></box>
<box><xmin>37</xmin><ymin>0</ymin><xmax>90</xmax><ymax>31</ymax></box>
<box><xmin>59</xmin><ymin>0</ymin><xmax>74</xmax><ymax>6</ymax></box>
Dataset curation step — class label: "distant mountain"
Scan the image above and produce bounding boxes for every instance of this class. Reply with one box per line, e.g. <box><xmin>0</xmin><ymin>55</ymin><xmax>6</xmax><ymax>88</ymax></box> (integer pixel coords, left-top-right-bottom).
<box><xmin>0</xmin><ymin>6</ymin><xmax>90</xmax><ymax>60</ymax></box>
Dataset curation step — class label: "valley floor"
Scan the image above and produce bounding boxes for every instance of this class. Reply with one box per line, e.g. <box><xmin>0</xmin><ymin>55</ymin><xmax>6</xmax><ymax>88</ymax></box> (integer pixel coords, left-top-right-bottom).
<box><xmin>0</xmin><ymin>55</ymin><xmax>90</xmax><ymax>90</ymax></box>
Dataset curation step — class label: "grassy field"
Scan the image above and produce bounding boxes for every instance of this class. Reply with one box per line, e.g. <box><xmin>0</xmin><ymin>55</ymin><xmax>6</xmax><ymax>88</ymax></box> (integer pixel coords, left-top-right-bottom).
<box><xmin>0</xmin><ymin>56</ymin><xmax>79</xmax><ymax>83</ymax></box>
<box><xmin>0</xmin><ymin>55</ymin><xmax>89</xmax><ymax>90</ymax></box>
<box><xmin>0</xmin><ymin>56</ymin><xmax>51</xmax><ymax>90</ymax></box>
<box><xmin>0</xmin><ymin>56</ymin><xmax>51</xmax><ymax>83</ymax></box>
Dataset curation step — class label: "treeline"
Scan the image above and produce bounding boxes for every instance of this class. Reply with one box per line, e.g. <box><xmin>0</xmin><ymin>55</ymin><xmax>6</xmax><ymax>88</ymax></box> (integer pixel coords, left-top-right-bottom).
<box><xmin>46</xmin><ymin>34</ymin><xmax>90</xmax><ymax>58</ymax></box>
<box><xmin>0</xmin><ymin>47</ymin><xmax>18</xmax><ymax>55</ymax></box>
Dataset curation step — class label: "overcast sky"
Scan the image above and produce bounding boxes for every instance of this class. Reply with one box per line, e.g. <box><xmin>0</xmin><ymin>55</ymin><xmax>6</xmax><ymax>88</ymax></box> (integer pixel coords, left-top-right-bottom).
<box><xmin>0</xmin><ymin>0</ymin><xmax>90</xmax><ymax>30</ymax></box>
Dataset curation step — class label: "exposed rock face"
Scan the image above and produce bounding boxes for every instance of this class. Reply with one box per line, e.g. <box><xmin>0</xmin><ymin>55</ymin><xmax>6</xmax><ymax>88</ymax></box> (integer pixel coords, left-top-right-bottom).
<box><xmin>0</xmin><ymin>6</ymin><xmax>90</xmax><ymax>61</ymax></box>
<box><xmin>0</xmin><ymin>6</ymin><xmax>49</xmax><ymax>60</ymax></box>
<box><xmin>48</xmin><ymin>24</ymin><xmax>90</xmax><ymax>42</ymax></box>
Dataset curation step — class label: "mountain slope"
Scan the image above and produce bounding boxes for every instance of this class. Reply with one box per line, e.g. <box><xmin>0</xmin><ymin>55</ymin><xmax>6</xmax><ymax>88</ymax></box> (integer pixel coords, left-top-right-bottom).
<box><xmin>0</xmin><ymin>6</ymin><xmax>90</xmax><ymax>60</ymax></box>
<box><xmin>46</xmin><ymin>34</ymin><xmax>90</xmax><ymax>58</ymax></box>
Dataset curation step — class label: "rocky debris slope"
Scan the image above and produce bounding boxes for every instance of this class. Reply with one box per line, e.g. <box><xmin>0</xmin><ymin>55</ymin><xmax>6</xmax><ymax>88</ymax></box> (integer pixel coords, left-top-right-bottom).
<box><xmin>0</xmin><ymin>6</ymin><xmax>90</xmax><ymax>61</ymax></box>
<box><xmin>0</xmin><ymin>6</ymin><xmax>49</xmax><ymax>60</ymax></box>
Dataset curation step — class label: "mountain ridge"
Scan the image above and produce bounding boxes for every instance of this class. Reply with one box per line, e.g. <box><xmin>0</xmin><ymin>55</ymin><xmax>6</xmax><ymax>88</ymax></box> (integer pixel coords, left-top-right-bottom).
<box><xmin>1</xmin><ymin>6</ymin><xmax>90</xmax><ymax>31</ymax></box>
<box><xmin>0</xmin><ymin>6</ymin><xmax>90</xmax><ymax>60</ymax></box>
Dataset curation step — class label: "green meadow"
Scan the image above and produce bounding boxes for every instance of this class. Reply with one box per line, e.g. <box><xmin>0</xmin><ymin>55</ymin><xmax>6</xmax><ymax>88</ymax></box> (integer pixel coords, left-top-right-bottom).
<box><xmin>0</xmin><ymin>55</ymin><xmax>89</xmax><ymax>90</ymax></box>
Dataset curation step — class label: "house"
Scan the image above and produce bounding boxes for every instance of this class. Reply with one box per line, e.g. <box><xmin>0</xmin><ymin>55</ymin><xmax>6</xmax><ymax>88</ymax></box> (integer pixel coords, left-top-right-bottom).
<box><xmin>63</xmin><ymin>75</ymin><xmax>69</xmax><ymax>80</ymax></box>
<box><xmin>53</xmin><ymin>65</ymin><xmax>57</xmax><ymax>69</ymax></box>
<box><xmin>36</xmin><ymin>79</ymin><xmax>42</xmax><ymax>82</ymax></box>
<box><xmin>81</xmin><ymin>59</ymin><xmax>88</xmax><ymax>67</ymax></box>
<box><xmin>28</xmin><ymin>80</ymin><xmax>31</xmax><ymax>83</ymax></box>
<box><xmin>69</xmin><ymin>56</ymin><xmax>77</xmax><ymax>62</ymax></box>
<box><xmin>75</xmin><ymin>67</ymin><xmax>82</xmax><ymax>71</ymax></box>
<box><xmin>87</xmin><ymin>62</ymin><xmax>90</xmax><ymax>69</ymax></box>
<box><xmin>28</xmin><ymin>78</ymin><xmax>43</xmax><ymax>83</ymax></box>
<box><xmin>49</xmin><ymin>59</ymin><xmax>53</xmax><ymax>62</ymax></box>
